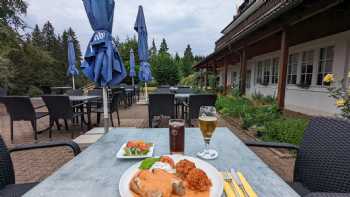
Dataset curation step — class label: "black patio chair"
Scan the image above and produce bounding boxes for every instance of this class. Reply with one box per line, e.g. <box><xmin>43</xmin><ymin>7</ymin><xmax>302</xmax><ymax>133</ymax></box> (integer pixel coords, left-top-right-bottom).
<box><xmin>244</xmin><ymin>117</ymin><xmax>350</xmax><ymax>197</ymax></box>
<box><xmin>91</xmin><ymin>91</ymin><xmax>120</xmax><ymax>127</ymax></box>
<box><xmin>0</xmin><ymin>88</ymin><xmax>7</xmax><ymax>97</ymax></box>
<box><xmin>0</xmin><ymin>134</ymin><xmax>80</xmax><ymax>197</ymax></box>
<box><xmin>41</xmin><ymin>95</ymin><xmax>84</xmax><ymax>139</ymax></box>
<box><xmin>184</xmin><ymin>94</ymin><xmax>217</xmax><ymax>126</ymax></box>
<box><xmin>148</xmin><ymin>93</ymin><xmax>175</xmax><ymax>127</ymax></box>
<box><xmin>0</xmin><ymin>96</ymin><xmax>49</xmax><ymax>142</ymax></box>
<box><xmin>111</xmin><ymin>87</ymin><xmax>129</xmax><ymax>107</ymax></box>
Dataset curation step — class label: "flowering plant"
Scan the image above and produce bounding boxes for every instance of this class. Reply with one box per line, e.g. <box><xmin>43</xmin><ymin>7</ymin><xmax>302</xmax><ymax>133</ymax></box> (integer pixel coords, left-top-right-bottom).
<box><xmin>323</xmin><ymin>73</ymin><xmax>350</xmax><ymax>119</ymax></box>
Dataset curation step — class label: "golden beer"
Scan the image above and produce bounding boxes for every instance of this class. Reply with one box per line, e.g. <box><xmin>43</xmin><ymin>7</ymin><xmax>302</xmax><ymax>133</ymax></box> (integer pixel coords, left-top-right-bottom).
<box><xmin>199</xmin><ymin>116</ymin><xmax>217</xmax><ymax>141</ymax></box>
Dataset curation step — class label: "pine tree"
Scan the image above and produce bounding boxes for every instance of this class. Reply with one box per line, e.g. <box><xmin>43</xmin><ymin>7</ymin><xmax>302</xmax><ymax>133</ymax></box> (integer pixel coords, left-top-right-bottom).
<box><xmin>42</xmin><ymin>21</ymin><xmax>58</xmax><ymax>52</ymax></box>
<box><xmin>31</xmin><ymin>24</ymin><xmax>44</xmax><ymax>47</ymax></box>
<box><xmin>0</xmin><ymin>0</ymin><xmax>27</xmax><ymax>30</ymax></box>
<box><xmin>182</xmin><ymin>44</ymin><xmax>194</xmax><ymax>77</ymax></box>
<box><xmin>159</xmin><ymin>38</ymin><xmax>169</xmax><ymax>54</ymax></box>
<box><xmin>149</xmin><ymin>39</ymin><xmax>157</xmax><ymax>57</ymax></box>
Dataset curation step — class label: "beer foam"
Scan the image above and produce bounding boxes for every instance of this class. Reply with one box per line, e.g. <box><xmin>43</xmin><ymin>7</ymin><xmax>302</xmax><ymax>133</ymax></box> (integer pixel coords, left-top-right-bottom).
<box><xmin>198</xmin><ymin>116</ymin><xmax>218</xmax><ymax>121</ymax></box>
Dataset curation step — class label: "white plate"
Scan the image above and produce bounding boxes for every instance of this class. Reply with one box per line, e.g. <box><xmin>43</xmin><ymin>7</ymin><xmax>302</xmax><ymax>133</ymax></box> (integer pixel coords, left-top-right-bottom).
<box><xmin>116</xmin><ymin>143</ymin><xmax>154</xmax><ymax>159</ymax></box>
<box><xmin>119</xmin><ymin>155</ymin><xmax>224</xmax><ymax>197</ymax></box>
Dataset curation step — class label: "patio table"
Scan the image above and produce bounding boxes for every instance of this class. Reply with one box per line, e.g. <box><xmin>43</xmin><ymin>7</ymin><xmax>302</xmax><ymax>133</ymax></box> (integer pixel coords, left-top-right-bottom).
<box><xmin>69</xmin><ymin>96</ymin><xmax>100</xmax><ymax>129</ymax></box>
<box><xmin>24</xmin><ymin>127</ymin><xmax>299</xmax><ymax>197</ymax></box>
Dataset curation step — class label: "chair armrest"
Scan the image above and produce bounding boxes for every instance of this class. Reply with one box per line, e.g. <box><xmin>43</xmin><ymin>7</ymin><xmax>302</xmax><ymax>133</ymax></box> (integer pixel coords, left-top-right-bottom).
<box><xmin>244</xmin><ymin>140</ymin><xmax>299</xmax><ymax>151</ymax></box>
<box><xmin>305</xmin><ymin>192</ymin><xmax>350</xmax><ymax>197</ymax></box>
<box><xmin>9</xmin><ymin>141</ymin><xmax>81</xmax><ymax>156</ymax></box>
<box><xmin>34</xmin><ymin>105</ymin><xmax>46</xmax><ymax>109</ymax></box>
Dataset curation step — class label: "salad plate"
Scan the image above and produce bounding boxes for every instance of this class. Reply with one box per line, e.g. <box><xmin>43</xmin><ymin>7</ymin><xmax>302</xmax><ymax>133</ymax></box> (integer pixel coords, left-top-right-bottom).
<box><xmin>116</xmin><ymin>140</ymin><xmax>154</xmax><ymax>159</ymax></box>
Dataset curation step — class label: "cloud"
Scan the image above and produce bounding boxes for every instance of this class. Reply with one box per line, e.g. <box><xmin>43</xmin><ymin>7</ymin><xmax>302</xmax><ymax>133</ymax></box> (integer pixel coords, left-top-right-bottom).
<box><xmin>24</xmin><ymin>0</ymin><xmax>242</xmax><ymax>56</ymax></box>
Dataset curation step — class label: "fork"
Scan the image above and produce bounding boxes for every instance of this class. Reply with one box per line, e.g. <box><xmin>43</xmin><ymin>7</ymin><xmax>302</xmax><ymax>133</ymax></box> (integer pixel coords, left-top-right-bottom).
<box><xmin>223</xmin><ymin>171</ymin><xmax>240</xmax><ymax>197</ymax></box>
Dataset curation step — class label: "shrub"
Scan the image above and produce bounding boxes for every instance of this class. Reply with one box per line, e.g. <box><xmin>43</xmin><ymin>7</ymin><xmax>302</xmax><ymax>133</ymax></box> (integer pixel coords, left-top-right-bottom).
<box><xmin>27</xmin><ymin>85</ymin><xmax>43</xmax><ymax>97</ymax></box>
<box><xmin>241</xmin><ymin>104</ymin><xmax>280</xmax><ymax>129</ymax></box>
<box><xmin>259</xmin><ymin>118</ymin><xmax>309</xmax><ymax>145</ymax></box>
<box><xmin>216</xmin><ymin>95</ymin><xmax>252</xmax><ymax>117</ymax></box>
<box><xmin>251</xmin><ymin>92</ymin><xmax>276</xmax><ymax>105</ymax></box>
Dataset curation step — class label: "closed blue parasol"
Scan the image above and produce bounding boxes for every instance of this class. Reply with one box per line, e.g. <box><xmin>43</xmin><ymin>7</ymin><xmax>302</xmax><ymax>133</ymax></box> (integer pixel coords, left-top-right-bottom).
<box><xmin>81</xmin><ymin>0</ymin><xmax>126</xmax><ymax>132</ymax></box>
<box><xmin>67</xmin><ymin>36</ymin><xmax>79</xmax><ymax>89</ymax></box>
<box><xmin>129</xmin><ymin>49</ymin><xmax>136</xmax><ymax>86</ymax></box>
<box><xmin>134</xmin><ymin>5</ymin><xmax>152</xmax><ymax>101</ymax></box>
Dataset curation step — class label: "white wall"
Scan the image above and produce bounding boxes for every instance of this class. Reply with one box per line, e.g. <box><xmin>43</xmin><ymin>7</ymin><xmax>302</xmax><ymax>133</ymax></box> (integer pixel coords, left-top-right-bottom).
<box><xmin>217</xmin><ymin>30</ymin><xmax>350</xmax><ymax>116</ymax></box>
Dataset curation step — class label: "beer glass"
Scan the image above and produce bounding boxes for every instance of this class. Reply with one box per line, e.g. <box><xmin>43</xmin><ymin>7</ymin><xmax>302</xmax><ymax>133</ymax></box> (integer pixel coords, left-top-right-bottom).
<box><xmin>197</xmin><ymin>106</ymin><xmax>218</xmax><ymax>160</ymax></box>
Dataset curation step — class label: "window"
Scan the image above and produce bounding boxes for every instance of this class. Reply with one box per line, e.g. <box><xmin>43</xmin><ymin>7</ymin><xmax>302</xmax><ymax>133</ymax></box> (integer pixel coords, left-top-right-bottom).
<box><xmin>256</xmin><ymin>61</ymin><xmax>263</xmax><ymax>84</ymax></box>
<box><xmin>231</xmin><ymin>71</ymin><xmax>237</xmax><ymax>87</ymax></box>
<box><xmin>287</xmin><ymin>53</ymin><xmax>299</xmax><ymax>84</ymax></box>
<box><xmin>271</xmin><ymin>58</ymin><xmax>279</xmax><ymax>84</ymax></box>
<box><xmin>262</xmin><ymin>59</ymin><xmax>271</xmax><ymax>85</ymax></box>
<box><xmin>300</xmin><ymin>50</ymin><xmax>314</xmax><ymax>86</ymax></box>
<box><xmin>246</xmin><ymin>70</ymin><xmax>251</xmax><ymax>89</ymax></box>
<box><xmin>317</xmin><ymin>46</ymin><xmax>334</xmax><ymax>85</ymax></box>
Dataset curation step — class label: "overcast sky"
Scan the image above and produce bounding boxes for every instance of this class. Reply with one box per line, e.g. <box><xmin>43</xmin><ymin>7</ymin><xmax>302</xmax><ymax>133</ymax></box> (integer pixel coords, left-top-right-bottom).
<box><xmin>24</xmin><ymin>0</ymin><xmax>242</xmax><ymax>56</ymax></box>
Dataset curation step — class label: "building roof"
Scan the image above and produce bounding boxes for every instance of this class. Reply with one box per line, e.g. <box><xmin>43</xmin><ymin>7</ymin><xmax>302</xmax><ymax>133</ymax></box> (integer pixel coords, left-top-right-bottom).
<box><xmin>194</xmin><ymin>0</ymin><xmax>303</xmax><ymax>69</ymax></box>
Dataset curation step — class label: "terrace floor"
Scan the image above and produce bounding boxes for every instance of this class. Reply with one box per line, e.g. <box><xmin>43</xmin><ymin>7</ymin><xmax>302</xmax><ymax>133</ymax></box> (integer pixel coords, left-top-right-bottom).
<box><xmin>0</xmin><ymin>99</ymin><xmax>295</xmax><ymax>184</ymax></box>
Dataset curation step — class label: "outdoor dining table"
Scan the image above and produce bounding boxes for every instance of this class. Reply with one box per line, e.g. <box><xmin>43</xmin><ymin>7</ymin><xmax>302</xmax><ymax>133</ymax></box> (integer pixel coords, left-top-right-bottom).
<box><xmin>69</xmin><ymin>95</ymin><xmax>100</xmax><ymax>129</ymax></box>
<box><xmin>23</xmin><ymin>127</ymin><xmax>299</xmax><ymax>197</ymax></box>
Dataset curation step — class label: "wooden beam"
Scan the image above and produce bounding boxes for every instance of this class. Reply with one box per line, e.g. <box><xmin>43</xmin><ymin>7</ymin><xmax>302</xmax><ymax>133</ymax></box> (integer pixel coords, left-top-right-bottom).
<box><xmin>239</xmin><ymin>49</ymin><xmax>247</xmax><ymax>95</ymax></box>
<box><xmin>213</xmin><ymin>62</ymin><xmax>217</xmax><ymax>89</ymax></box>
<box><xmin>224</xmin><ymin>55</ymin><xmax>229</xmax><ymax>95</ymax></box>
<box><xmin>277</xmin><ymin>29</ymin><xmax>289</xmax><ymax>110</ymax></box>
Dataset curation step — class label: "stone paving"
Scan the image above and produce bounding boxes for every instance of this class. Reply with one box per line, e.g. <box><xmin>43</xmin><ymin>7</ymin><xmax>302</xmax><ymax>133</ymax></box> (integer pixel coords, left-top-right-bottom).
<box><xmin>0</xmin><ymin>99</ymin><xmax>295</xmax><ymax>185</ymax></box>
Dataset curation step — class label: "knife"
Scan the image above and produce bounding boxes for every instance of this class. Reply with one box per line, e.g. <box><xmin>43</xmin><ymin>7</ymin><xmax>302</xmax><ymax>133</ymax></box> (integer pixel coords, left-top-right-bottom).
<box><xmin>230</xmin><ymin>168</ymin><xmax>249</xmax><ymax>197</ymax></box>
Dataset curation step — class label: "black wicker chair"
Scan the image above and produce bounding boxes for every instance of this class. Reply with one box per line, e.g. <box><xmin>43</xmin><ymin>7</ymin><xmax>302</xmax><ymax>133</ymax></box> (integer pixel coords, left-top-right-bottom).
<box><xmin>41</xmin><ymin>95</ymin><xmax>84</xmax><ymax>139</ymax></box>
<box><xmin>0</xmin><ymin>134</ymin><xmax>80</xmax><ymax>197</ymax></box>
<box><xmin>0</xmin><ymin>96</ymin><xmax>49</xmax><ymax>142</ymax></box>
<box><xmin>90</xmin><ymin>92</ymin><xmax>120</xmax><ymax>127</ymax></box>
<box><xmin>244</xmin><ymin>117</ymin><xmax>350</xmax><ymax>197</ymax></box>
<box><xmin>185</xmin><ymin>94</ymin><xmax>217</xmax><ymax>126</ymax></box>
<box><xmin>148</xmin><ymin>93</ymin><xmax>175</xmax><ymax>127</ymax></box>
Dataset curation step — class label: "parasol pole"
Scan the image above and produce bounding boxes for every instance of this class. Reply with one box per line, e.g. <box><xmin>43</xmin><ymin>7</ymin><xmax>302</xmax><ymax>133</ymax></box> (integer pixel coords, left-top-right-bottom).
<box><xmin>132</xmin><ymin>77</ymin><xmax>135</xmax><ymax>87</ymax></box>
<box><xmin>72</xmin><ymin>76</ymin><xmax>76</xmax><ymax>90</ymax></box>
<box><xmin>102</xmin><ymin>87</ymin><xmax>109</xmax><ymax>133</ymax></box>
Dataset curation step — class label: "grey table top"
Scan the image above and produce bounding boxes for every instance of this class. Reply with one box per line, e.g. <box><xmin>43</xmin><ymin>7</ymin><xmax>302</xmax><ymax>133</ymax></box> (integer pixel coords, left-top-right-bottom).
<box><xmin>69</xmin><ymin>95</ymin><xmax>100</xmax><ymax>102</ymax></box>
<box><xmin>24</xmin><ymin>128</ymin><xmax>299</xmax><ymax>197</ymax></box>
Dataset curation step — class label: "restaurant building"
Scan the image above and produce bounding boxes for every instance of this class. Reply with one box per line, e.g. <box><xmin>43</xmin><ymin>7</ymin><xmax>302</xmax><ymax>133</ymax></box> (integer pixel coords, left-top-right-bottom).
<box><xmin>194</xmin><ymin>0</ymin><xmax>350</xmax><ymax>116</ymax></box>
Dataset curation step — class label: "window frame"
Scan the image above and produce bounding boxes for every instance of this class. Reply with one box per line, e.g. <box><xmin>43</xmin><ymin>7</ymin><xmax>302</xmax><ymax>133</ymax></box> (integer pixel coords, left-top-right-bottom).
<box><xmin>300</xmin><ymin>50</ymin><xmax>314</xmax><ymax>86</ymax></box>
<box><xmin>271</xmin><ymin>58</ymin><xmax>279</xmax><ymax>85</ymax></box>
<box><xmin>231</xmin><ymin>71</ymin><xmax>237</xmax><ymax>87</ymax></box>
<box><xmin>262</xmin><ymin>59</ymin><xmax>271</xmax><ymax>85</ymax></box>
<box><xmin>317</xmin><ymin>46</ymin><xmax>334</xmax><ymax>86</ymax></box>
<box><xmin>287</xmin><ymin>53</ymin><xmax>299</xmax><ymax>85</ymax></box>
<box><xmin>256</xmin><ymin>61</ymin><xmax>263</xmax><ymax>85</ymax></box>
